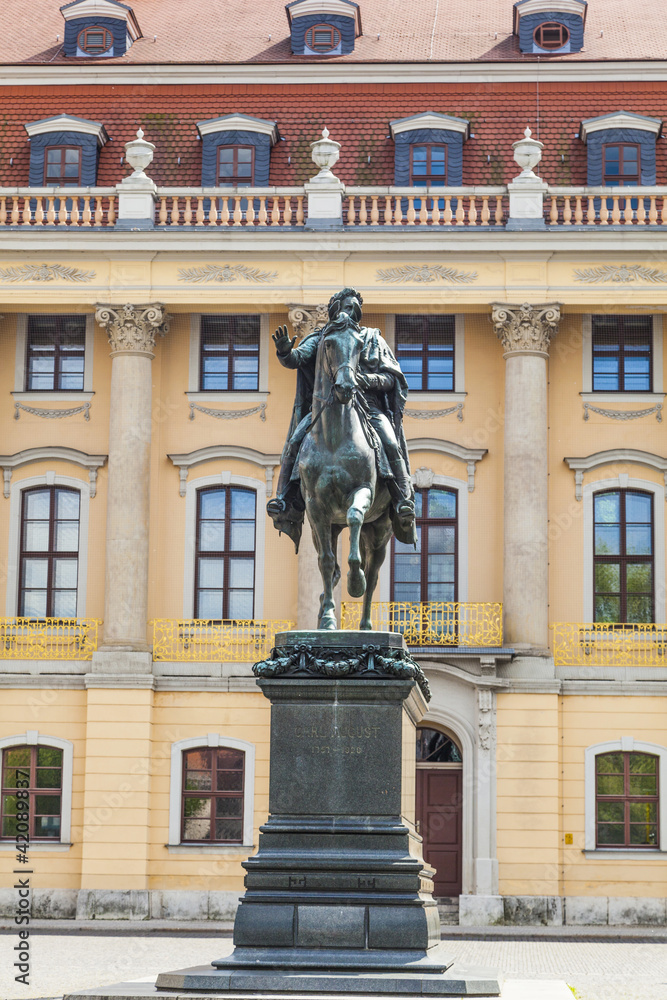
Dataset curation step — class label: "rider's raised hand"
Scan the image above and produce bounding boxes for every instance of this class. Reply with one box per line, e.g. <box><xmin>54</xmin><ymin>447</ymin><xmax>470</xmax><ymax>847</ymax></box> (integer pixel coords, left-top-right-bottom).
<box><xmin>273</xmin><ymin>325</ymin><xmax>297</xmax><ymax>355</ymax></box>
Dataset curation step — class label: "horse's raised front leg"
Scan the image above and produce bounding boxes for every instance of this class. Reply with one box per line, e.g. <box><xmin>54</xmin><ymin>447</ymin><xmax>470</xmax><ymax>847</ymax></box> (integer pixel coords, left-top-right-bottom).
<box><xmin>346</xmin><ymin>486</ymin><xmax>372</xmax><ymax>599</ymax></box>
<box><xmin>307</xmin><ymin>503</ymin><xmax>337</xmax><ymax>630</ymax></box>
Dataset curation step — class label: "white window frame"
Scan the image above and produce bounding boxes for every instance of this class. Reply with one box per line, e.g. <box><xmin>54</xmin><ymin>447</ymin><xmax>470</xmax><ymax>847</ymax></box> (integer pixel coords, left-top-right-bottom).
<box><xmin>584</xmin><ymin>737</ymin><xmax>667</xmax><ymax>854</ymax></box>
<box><xmin>183</xmin><ymin>473</ymin><xmax>266</xmax><ymax>619</ymax></box>
<box><xmin>13</xmin><ymin>314</ymin><xmax>95</xmax><ymax>401</ymax></box>
<box><xmin>379</xmin><ymin>472</ymin><xmax>468</xmax><ymax>602</ymax></box>
<box><xmin>583</xmin><ymin>475</ymin><xmax>665</xmax><ymax>624</ymax></box>
<box><xmin>186</xmin><ymin>313</ymin><xmax>269</xmax><ymax>401</ymax></box>
<box><xmin>581</xmin><ymin>313</ymin><xmax>664</xmax><ymax>403</ymax></box>
<box><xmin>168</xmin><ymin>733</ymin><xmax>255</xmax><ymax>848</ymax></box>
<box><xmin>387</xmin><ymin>313</ymin><xmax>465</xmax><ymax>402</ymax></box>
<box><xmin>6</xmin><ymin>474</ymin><xmax>90</xmax><ymax>617</ymax></box>
<box><xmin>0</xmin><ymin>731</ymin><xmax>73</xmax><ymax>850</ymax></box>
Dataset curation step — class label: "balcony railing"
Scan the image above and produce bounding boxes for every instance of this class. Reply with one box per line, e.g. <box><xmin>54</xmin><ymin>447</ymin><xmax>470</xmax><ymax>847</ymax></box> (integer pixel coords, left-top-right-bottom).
<box><xmin>0</xmin><ymin>189</ymin><xmax>117</xmax><ymax>227</ymax></box>
<box><xmin>155</xmin><ymin>188</ymin><xmax>306</xmax><ymax>227</ymax></box>
<box><xmin>545</xmin><ymin>187</ymin><xmax>667</xmax><ymax>226</ymax></box>
<box><xmin>151</xmin><ymin>619</ymin><xmax>295</xmax><ymax>662</ymax></box>
<box><xmin>343</xmin><ymin>187</ymin><xmax>508</xmax><ymax>227</ymax></box>
<box><xmin>552</xmin><ymin>623</ymin><xmax>667</xmax><ymax>666</ymax></box>
<box><xmin>0</xmin><ymin>618</ymin><xmax>100</xmax><ymax>659</ymax></box>
<box><xmin>341</xmin><ymin>602</ymin><xmax>503</xmax><ymax>647</ymax></box>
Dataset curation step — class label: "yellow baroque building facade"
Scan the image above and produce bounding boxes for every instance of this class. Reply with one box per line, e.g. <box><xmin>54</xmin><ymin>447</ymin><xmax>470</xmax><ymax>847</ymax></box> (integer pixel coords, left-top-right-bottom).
<box><xmin>1</xmin><ymin>239</ymin><xmax>666</xmax><ymax>926</ymax></box>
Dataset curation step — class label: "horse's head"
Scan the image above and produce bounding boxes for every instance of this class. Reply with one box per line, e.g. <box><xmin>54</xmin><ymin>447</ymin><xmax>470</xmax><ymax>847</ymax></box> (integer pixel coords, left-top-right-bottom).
<box><xmin>322</xmin><ymin>323</ymin><xmax>364</xmax><ymax>404</ymax></box>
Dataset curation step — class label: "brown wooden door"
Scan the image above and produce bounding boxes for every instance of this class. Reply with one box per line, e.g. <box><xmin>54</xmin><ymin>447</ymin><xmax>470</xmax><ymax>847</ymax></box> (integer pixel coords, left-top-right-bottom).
<box><xmin>416</xmin><ymin>767</ymin><xmax>463</xmax><ymax>897</ymax></box>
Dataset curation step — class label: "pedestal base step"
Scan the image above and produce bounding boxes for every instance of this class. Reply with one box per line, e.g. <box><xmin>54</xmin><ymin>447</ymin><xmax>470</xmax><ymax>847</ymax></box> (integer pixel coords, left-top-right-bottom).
<box><xmin>155</xmin><ymin>963</ymin><xmax>502</xmax><ymax>996</ymax></box>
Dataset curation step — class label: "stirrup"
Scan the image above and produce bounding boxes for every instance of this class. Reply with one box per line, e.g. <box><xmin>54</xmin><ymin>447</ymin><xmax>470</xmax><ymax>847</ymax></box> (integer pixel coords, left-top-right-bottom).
<box><xmin>267</xmin><ymin>497</ymin><xmax>287</xmax><ymax>516</ymax></box>
<box><xmin>396</xmin><ymin>499</ymin><xmax>415</xmax><ymax>520</ymax></box>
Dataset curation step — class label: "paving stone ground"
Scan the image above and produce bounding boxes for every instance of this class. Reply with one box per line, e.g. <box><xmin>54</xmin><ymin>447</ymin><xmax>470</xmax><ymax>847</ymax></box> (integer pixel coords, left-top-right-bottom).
<box><xmin>1</xmin><ymin>932</ymin><xmax>667</xmax><ymax>1000</ymax></box>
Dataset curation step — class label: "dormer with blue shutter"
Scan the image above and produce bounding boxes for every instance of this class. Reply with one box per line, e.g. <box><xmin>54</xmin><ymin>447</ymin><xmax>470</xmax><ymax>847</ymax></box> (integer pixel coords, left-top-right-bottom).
<box><xmin>390</xmin><ymin>113</ymin><xmax>471</xmax><ymax>188</ymax></box>
<box><xmin>580</xmin><ymin>111</ymin><xmax>662</xmax><ymax>187</ymax></box>
<box><xmin>286</xmin><ymin>0</ymin><xmax>361</xmax><ymax>56</ymax></box>
<box><xmin>24</xmin><ymin>114</ymin><xmax>108</xmax><ymax>186</ymax></box>
<box><xmin>60</xmin><ymin>0</ymin><xmax>142</xmax><ymax>58</ymax></box>
<box><xmin>513</xmin><ymin>0</ymin><xmax>586</xmax><ymax>54</ymax></box>
<box><xmin>196</xmin><ymin>115</ymin><xmax>279</xmax><ymax>187</ymax></box>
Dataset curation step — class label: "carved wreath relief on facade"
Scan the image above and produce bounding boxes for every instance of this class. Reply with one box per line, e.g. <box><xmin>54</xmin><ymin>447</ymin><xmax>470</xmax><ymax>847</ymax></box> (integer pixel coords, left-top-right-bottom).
<box><xmin>95</xmin><ymin>303</ymin><xmax>171</xmax><ymax>356</ymax></box>
<box><xmin>491</xmin><ymin>302</ymin><xmax>561</xmax><ymax>355</ymax></box>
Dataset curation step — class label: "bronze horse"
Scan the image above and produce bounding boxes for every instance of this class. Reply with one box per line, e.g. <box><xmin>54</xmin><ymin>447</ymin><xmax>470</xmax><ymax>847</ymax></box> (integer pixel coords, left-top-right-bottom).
<box><xmin>297</xmin><ymin>320</ymin><xmax>395</xmax><ymax>631</ymax></box>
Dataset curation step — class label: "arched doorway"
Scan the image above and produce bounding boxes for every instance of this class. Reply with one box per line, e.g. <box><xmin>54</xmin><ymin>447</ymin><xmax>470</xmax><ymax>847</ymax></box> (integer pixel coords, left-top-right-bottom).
<box><xmin>416</xmin><ymin>726</ymin><xmax>463</xmax><ymax>897</ymax></box>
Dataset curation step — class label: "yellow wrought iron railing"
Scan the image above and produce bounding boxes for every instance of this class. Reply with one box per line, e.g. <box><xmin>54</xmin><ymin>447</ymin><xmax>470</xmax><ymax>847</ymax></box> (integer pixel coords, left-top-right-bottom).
<box><xmin>0</xmin><ymin>618</ymin><xmax>100</xmax><ymax>660</ymax></box>
<box><xmin>551</xmin><ymin>623</ymin><xmax>667</xmax><ymax>667</ymax></box>
<box><xmin>341</xmin><ymin>602</ymin><xmax>502</xmax><ymax>647</ymax></box>
<box><xmin>152</xmin><ymin>619</ymin><xmax>295</xmax><ymax>662</ymax></box>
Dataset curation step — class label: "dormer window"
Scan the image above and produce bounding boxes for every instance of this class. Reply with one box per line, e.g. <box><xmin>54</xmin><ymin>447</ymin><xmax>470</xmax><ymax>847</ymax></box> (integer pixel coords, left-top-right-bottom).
<box><xmin>580</xmin><ymin>112</ymin><xmax>662</xmax><ymax>187</ymax></box>
<box><xmin>286</xmin><ymin>0</ymin><xmax>361</xmax><ymax>56</ymax></box>
<box><xmin>513</xmin><ymin>0</ymin><xmax>586</xmax><ymax>54</ymax></box>
<box><xmin>25</xmin><ymin>115</ymin><xmax>108</xmax><ymax>187</ymax></box>
<box><xmin>533</xmin><ymin>21</ymin><xmax>569</xmax><ymax>50</ymax></box>
<box><xmin>77</xmin><ymin>25</ymin><xmax>113</xmax><ymax>55</ymax></box>
<box><xmin>60</xmin><ymin>0</ymin><xmax>142</xmax><ymax>58</ymax></box>
<box><xmin>305</xmin><ymin>24</ymin><xmax>342</xmax><ymax>53</ymax></box>
<box><xmin>197</xmin><ymin>115</ymin><xmax>278</xmax><ymax>187</ymax></box>
<box><xmin>390</xmin><ymin>113</ymin><xmax>470</xmax><ymax>187</ymax></box>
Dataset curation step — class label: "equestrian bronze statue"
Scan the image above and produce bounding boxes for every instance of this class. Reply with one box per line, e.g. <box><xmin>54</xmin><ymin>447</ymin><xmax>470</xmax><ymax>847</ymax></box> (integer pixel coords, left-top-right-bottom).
<box><xmin>267</xmin><ymin>288</ymin><xmax>417</xmax><ymax>630</ymax></box>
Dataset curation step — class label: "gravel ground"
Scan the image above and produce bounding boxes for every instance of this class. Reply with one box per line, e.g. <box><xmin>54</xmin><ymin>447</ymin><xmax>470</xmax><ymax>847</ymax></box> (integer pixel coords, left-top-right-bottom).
<box><xmin>1</xmin><ymin>933</ymin><xmax>667</xmax><ymax>1000</ymax></box>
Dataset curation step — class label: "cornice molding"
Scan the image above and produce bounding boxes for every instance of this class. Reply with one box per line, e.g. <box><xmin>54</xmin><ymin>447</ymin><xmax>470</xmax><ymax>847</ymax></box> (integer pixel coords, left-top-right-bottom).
<box><xmin>514</xmin><ymin>0</ymin><xmax>587</xmax><ymax>23</ymax></box>
<box><xmin>407</xmin><ymin>437</ymin><xmax>487</xmax><ymax>493</ymax></box>
<box><xmin>196</xmin><ymin>114</ymin><xmax>279</xmax><ymax>144</ymax></box>
<box><xmin>60</xmin><ymin>0</ymin><xmax>142</xmax><ymax>40</ymax></box>
<box><xmin>24</xmin><ymin>114</ymin><xmax>109</xmax><ymax>147</ymax></box>
<box><xmin>2</xmin><ymin>61</ymin><xmax>666</xmax><ymax>87</ymax></box>
<box><xmin>564</xmin><ymin>449</ymin><xmax>667</xmax><ymax>500</ymax></box>
<box><xmin>390</xmin><ymin>112</ymin><xmax>471</xmax><ymax>140</ymax></box>
<box><xmin>491</xmin><ymin>302</ymin><xmax>561</xmax><ymax>357</ymax></box>
<box><xmin>0</xmin><ymin>447</ymin><xmax>107</xmax><ymax>498</ymax></box>
<box><xmin>168</xmin><ymin>445</ymin><xmax>281</xmax><ymax>497</ymax></box>
<box><xmin>580</xmin><ymin>111</ymin><xmax>663</xmax><ymax>142</ymax></box>
<box><xmin>286</xmin><ymin>0</ymin><xmax>361</xmax><ymax>33</ymax></box>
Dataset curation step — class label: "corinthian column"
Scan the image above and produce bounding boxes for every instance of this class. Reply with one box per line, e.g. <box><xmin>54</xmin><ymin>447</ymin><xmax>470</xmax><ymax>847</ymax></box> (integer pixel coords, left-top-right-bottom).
<box><xmin>491</xmin><ymin>303</ymin><xmax>560</xmax><ymax>650</ymax></box>
<box><xmin>94</xmin><ymin>304</ymin><xmax>170</xmax><ymax>655</ymax></box>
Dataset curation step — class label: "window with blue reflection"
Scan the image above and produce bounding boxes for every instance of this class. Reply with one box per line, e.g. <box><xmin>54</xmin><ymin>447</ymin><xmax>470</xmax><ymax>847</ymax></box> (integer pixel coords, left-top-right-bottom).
<box><xmin>395</xmin><ymin>314</ymin><xmax>455</xmax><ymax>392</ymax></box>
<box><xmin>200</xmin><ymin>315</ymin><xmax>260</xmax><ymax>391</ymax></box>
<box><xmin>593</xmin><ymin>489</ymin><xmax>653</xmax><ymax>624</ymax></box>
<box><xmin>592</xmin><ymin>316</ymin><xmax>652</xmax><ymax>392</ymax></box>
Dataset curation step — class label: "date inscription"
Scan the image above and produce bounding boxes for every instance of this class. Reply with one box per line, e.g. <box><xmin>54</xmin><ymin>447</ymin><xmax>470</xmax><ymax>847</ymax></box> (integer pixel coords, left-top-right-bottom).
<box><xmin>295</xmin><ymin>720</ymin><xmax>381</xmax><ymax>758</ymax></box>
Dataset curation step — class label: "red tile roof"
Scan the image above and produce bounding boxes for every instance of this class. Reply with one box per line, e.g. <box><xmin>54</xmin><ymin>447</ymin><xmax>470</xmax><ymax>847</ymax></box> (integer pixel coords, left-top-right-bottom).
<box><xmin>3</xmin><ymin>81</ymin><xmax>667</xmax><ymax>187</ymax></box>
<box><xmin>4</xmin><ymin>0</ymin><xmax>667</xmax><ymax>64</ymax></box>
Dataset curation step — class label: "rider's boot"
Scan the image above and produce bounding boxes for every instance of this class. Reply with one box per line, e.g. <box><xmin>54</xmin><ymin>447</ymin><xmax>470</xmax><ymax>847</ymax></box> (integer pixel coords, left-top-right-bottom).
<box><xmin>386</xmin><ymin>473</ymin><xmax>416</xmax><ymax>529</ymax></box>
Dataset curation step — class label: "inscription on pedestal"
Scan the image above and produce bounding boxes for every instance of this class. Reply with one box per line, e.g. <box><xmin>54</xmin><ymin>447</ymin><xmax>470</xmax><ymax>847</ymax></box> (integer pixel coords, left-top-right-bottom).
<box><xmin>270</xmin><ymin>702</ymin><xmax>401</xmax><ymax>816</ymax></box>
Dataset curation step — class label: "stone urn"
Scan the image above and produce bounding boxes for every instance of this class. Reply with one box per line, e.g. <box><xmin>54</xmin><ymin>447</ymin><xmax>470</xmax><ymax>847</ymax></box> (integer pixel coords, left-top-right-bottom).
<box><xmin>512</xmin><ymin>126</ymin><xmax>543</xmax><ymax>179</ymax></box>
<box><xmin>310</xmin><ymin>127</ymin><xmax>341</xmax><ymax>182</ymax></box>
<box><xmin>124</xmin><ymin>128</ymin><xmax>155</xmax><ymax>178</ymax></box>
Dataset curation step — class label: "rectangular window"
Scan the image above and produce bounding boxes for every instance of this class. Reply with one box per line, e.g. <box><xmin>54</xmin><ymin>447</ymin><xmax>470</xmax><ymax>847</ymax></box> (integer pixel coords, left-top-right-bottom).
<box><xmin>217</xmin><ymin>146</ymin><xmax>255</xmax><ymax>186</ymax></box>
<box><xmin>44</xmin><ymin>146</ymin><xmax>81</xmax><ymax>186</ymax></box>
<box><xmin>603</xmin><ymin>143</ymin><xmax>640</xmax><ymax>187</ymax></box>
<box><xmin>409</xmin><ymin>145</ymin><xmax>448</xmax><ymax>187</ymax></box>
<box><xmin>596</xmin><ymin>751</ymin><xmax>659</xmax><ymax>848</ymax></box>
<box><xmin>199</xmin><ymin>315</ymin><xmax>260</xmax><ymax>391</ymax></box>
<box><xmin>20</xmin><ymin>487</ymin><xmax>80</xmax><ymax>619</ymax></box>
<box><xmin>392</xmin><ymin>488</ymin><xmax>457</xmax><ymax>603</ymax></box>
<box><xmin>1</xmin><ymin>745</ymin><xmax>63</xmax><ymax>841</ymax></box>
<box><xmin>181</xmin><ymin>746</ymin><xmax>244</xmax><ymax>843</ymax></box>
<box><xmin>195</xmin><ymin>486</ymin><xmax>256</xmax><ymax>620</ymax></box>
<box><xmin>593</xmin><ymin>490</ymin><xmax>653</xmax><ymax>624</ymax></box>
<box><xmin>26</xmin><ymin>315</ymin><xmax>86</xmax><ymax>392</ymax></box>
<box><xmin>395</xmin><ymin>315</ymin><xmax>455</xmax><ymax>392</ymax></box>
<box><xmin>592</xmin><ymin>315</ymin><xmax>652</xmax><ymax>393</ymax></box>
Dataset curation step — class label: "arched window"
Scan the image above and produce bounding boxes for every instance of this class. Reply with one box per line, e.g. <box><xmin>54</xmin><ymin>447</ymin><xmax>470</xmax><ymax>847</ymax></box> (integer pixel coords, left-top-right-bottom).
<box><xmin>195</xmin><ymin>486</ymin><xmax>256</xmax><ymax>620</ymax></box>
<box><xmin>19</xmin><ymin>486</ymin><xmax>80</xmax><ymax>618</ymax></box>
<box><xmin>533</xmin><ymin>21</ymin><xmax>570</xmax><ymax>50</ymax></box>
<box><xmin>305</xmin><ymin>24</ymin><xmax>341</xmax><ymax>53</ymax></box>
<box><xmin>596</xmin><ymin>750</ymin><xmax>659</xmax><ymax>848</ymax></box>
<box><xmin>392</xmin><ymin>487</ymin><xmax>457</xmax><ymax>603</ymax></box>
<box><xmin>1</xmin><ymin>743</ymin><xmax>64</xmax><ymax>841</ymax></box>
<box><xmin>182</xmin><ymin>745</ymin><xmax>245</xmax><ymax>844</ymax></box>
<box><xmin>416</xmin><ymin>727</ymin><xmax>462</xmax><ymax>763</ymax></box>
<box><xmin>593</xmin><ymin>489</ymin><xmax>653</xmax><ymax>623</ymax></box>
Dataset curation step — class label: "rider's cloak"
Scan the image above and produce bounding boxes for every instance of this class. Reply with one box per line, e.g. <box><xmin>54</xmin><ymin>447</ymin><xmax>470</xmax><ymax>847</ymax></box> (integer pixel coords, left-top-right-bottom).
<box><xmin>273</xmin><ymin>323</ymin><xmax>415</xmax><ymax>550</ymax></box>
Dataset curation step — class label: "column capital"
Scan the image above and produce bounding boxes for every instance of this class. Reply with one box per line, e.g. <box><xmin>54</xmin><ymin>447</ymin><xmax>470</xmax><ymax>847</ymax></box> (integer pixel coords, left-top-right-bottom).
<box><xmin>287</xmin><ymin>303</ymin><xmax>329</xmax><ymax>338</ymax></box>
<box><xmin>491</xmin><ymin>302</ymin><xmax>561</xmax><ymax>358</ymax></box>
<box><xmin>95</xmin><ymin>303</ymin><xmax>171</xmax><ymax>358</ymax></box>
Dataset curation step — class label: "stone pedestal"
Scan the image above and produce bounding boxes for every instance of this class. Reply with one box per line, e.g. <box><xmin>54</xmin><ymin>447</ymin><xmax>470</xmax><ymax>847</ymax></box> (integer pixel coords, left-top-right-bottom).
<box><xmin>154</xmin><ymin>631</ymin><xmax>501</xmax><ymax>996</ymax></box>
